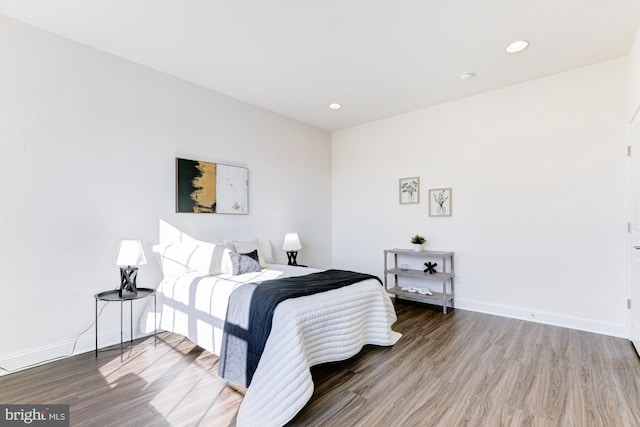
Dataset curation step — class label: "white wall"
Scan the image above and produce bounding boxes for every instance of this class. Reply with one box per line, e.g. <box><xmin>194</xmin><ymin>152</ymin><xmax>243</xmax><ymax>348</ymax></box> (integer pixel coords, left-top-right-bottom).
<box><xmin>0</xmin><ymin>16</ymin><xmax>332</xmax><ymax>371</ymax></box>
<box><xmin>333</xmin><ymin>57</ymin><xmax>629</xmax><ymax>336</ymax></box>
<box><xmin>631</xmin><ymin>25</ymin><xmax>640</xmax><ymax>120</ymax></box>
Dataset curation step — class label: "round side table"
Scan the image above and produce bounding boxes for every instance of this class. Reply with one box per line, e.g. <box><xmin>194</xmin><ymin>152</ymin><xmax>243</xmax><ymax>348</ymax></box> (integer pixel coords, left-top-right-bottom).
<box><xmin>94</xmin><ymin>288</ymin><xmax>156</xmax><ymax>360</ymax></box>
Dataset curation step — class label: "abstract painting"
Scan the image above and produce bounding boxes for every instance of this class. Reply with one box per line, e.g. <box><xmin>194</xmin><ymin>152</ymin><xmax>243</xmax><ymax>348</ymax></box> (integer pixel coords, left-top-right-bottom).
<box><xmin>429</xmin><ymin>187</ymin><xmax>452</xmax><ymax>217</ymax></box>
<box><xmin>176</xmin><ymin>158</ymin><xmax>248</xmax><ymax>214</ymax></box>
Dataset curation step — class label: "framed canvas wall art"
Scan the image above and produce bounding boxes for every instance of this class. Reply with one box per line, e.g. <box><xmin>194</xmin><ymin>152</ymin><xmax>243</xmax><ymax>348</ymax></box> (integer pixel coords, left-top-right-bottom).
<box><xmin>399</xmin><ymin>177</ymin><xmax>420</xmax><ymax>204</ymax></box>
<box><xmin>429</xmin><ymin>188</ymin><xmax>452</xmax><ymax>217</ymax></box>
<box><xmin>176</xmin><ymin>157</ymin><xmax>248</xmax><ymax>214</ymax></box>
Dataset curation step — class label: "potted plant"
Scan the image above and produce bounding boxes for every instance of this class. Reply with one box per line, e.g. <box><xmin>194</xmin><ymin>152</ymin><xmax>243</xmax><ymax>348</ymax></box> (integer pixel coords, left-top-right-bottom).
<box><xmin>410</xmin><ymin>234</ymin><xmax>426</xmax><ymax>251</ymax></box>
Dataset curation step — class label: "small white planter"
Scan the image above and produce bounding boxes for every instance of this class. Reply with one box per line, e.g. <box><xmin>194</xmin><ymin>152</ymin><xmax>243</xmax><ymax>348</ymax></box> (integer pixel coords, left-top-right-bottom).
<box><xmin>413</xmin><ymin>243</ymin><xmax>423</xmax><ymax>251</ymax></box>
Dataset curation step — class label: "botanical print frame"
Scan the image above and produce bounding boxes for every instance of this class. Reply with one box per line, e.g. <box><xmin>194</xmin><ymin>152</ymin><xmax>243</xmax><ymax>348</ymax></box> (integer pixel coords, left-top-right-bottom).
<box><xmin>429</xmin><ymin>188</ymin><xmax>452</xmax><ymax>216</ymax></box>
<box><xmin>399</xmin><ymin>177</ymin><xmax>420</xmax><ymax>204</ymax></box>
<box><xmin>176</xmin><ymin>157</ymin><xmax>248</xmax><ymax>214</ymax></box>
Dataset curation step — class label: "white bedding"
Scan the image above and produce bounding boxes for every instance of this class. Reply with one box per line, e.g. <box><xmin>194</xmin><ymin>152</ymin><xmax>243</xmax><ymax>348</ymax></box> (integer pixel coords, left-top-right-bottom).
<box><xmin>141</xmin><ymin>264</ymin><xmax>401</xmax><ymax>427</ymax></box>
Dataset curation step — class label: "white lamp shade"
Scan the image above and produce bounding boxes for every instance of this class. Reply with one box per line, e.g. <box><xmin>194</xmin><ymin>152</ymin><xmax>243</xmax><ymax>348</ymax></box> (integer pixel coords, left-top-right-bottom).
<box><xmin>115</xmin><ymin>240</ymin><xmax>147</xmax><ymax>266</ymax></box>
<box><xmin>282</xmin><ymin>233</ymin><xmax>302</xmax><ymax>251</ymax></box>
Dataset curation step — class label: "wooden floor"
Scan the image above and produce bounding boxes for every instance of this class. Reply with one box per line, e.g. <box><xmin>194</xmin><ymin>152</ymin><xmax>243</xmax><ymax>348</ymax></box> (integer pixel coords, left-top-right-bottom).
<box><xmin>2</xmin><ymin>301</ymin><xmax>640</xmax><ymax>426</ymax></box>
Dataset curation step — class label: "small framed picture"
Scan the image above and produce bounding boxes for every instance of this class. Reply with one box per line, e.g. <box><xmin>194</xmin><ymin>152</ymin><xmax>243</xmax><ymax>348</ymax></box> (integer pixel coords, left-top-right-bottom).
<box><xmin>399</xmin><ymin>177</ymin><xmax>420</xmax><ymax>204</ymax></box>
<box><xmin>429</xmin><ymin>188</ymin><xmax>452</xmax><ymax>216</ymax></box>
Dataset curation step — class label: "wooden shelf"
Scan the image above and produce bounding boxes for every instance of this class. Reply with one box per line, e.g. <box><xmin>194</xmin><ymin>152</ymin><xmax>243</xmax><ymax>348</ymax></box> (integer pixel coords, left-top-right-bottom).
<box><xmin>384</xmin><ymin>248</ymin><xmax>455</xmax><ymax>314</ymax></box>
<box><xmin>385</xmin><ymin>267</ymin><xmax>453</xmax><ymax>281</ymax></box>
<box><xmin>386</xmin><ymin>286</ymin><xmax>454</xmax><ymax>305</ymax></box>
<box><xmin>384</xmin><ymin>248</ymin><xmax>454</xmax><ymax>257</ymax></box>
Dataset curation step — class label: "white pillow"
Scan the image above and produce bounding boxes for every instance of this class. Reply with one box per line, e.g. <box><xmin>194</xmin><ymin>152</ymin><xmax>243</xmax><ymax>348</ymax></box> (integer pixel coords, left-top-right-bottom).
<box><xmin>259</xmin><ymin>239</ymin><xmax>274</xmax><ymax>264</ymax></box>
<box><xmin>154</xmin><ymin>241</ymin><xmax>234</xmax><ymax>277</ymax></box>
<box><xmin>155</xmin><ymin>241</ymin><xmax>199</xmax><ymax>277</ymax></box>
<box><xmin>195</xmin><ymin>240</ymin><xmax>234</xmax><ymax>275</ymax></box>
<box><xmin>233</xmin><ymin>239</ymin><xmax>268</xmax><ymax>268</ymax></box>
<box><xmin>221</xmin><ymin>240</ymin><xmax>236</xmax><ymax>252</ymax></box>
<box><xmin>218</xmin><ymin>249</ymin><xmax>234</xmax><ymax>275</ymax></box>
<box><xmin>192</xmin><ymin>241</ymin><xmax>233</xmax><ymax>276</ymax></box>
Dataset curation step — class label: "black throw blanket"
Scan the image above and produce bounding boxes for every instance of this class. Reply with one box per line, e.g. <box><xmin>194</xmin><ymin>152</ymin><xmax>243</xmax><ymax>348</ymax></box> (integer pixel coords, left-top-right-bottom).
<box><xmin>218</xmin><ymin>269</ymin><xmax>382</xmax><ymax>387</ymax></box>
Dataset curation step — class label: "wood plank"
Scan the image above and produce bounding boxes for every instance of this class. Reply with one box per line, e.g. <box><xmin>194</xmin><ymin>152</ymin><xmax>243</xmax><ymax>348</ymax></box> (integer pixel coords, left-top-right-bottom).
<box><xmin>1</xmin><ymin>301</ymin><xmax>639</xmax><ymax>427</ymax></box>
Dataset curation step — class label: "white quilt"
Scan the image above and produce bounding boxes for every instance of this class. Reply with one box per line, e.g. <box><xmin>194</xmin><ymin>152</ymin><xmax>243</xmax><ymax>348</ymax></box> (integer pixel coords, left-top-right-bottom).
<box><xmin>141</xmin><ymin>265</ymin><xmax>401</xmax><ymax>427</ymax></box>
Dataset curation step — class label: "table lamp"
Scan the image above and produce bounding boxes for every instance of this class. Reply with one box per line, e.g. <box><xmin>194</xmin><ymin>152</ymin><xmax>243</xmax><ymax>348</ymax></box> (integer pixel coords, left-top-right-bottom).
<box><xmin>282</xmin><ymin>233</ymin><xmax>302</xmax><ymax>266</ymax></box>
<box><xmin>115</xmin><ymin>240</ymin><xmax>147</xmax><ymax>297</ymax></box>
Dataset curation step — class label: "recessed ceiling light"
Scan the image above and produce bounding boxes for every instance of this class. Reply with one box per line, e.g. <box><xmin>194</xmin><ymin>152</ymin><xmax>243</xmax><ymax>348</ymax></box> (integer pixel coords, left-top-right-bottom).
<box><xmin>328</xmin><ymin>103</ymin><xmax>342</xmax><ymax>110</ymax></box>
<box><xmin>505</xmin><ymin>40</ymin><xmax>529</xmax><ymax>53</ymax></box>
<box><xmin>459</xmin><ymin>72</ymin><xmax>475</xmax><ymax>81</ymax></box>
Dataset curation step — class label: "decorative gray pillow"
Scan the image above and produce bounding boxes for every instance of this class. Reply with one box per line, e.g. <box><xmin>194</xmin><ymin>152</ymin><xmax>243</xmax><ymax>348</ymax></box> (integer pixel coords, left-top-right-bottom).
<box><xmin>241</xmin><ymin>249</ymin><xmax>260</xmax><ymax>264</ymax></box>
<box><xmin>229</xmin><ymin>251</ymin><xmax>262</xmax><ymax>275</ymax></box>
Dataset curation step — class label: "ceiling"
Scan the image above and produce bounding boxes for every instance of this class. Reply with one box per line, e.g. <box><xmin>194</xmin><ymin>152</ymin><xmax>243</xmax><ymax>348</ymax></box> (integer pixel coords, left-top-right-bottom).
<box><xmin>1</xmin><ymin>1</ymin><xmax>639</xmax><ymax>131</ymax></box>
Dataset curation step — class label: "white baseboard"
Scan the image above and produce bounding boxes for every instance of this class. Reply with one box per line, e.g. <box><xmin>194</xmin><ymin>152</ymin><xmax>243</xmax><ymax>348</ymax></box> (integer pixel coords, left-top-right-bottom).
<box><xmin>455</xmin><ymin>298</ymin><xmax>629</xmax><ymax>338</ymax></box>
<box><xmin>0</xmin><ymin>327</ymin><xmax>154</xmax><ymax>377</ymax></box>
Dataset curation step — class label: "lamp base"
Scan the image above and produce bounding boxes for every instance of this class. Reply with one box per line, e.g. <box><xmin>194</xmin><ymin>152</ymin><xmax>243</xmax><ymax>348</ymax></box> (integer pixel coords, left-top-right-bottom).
<box><xmin>119</xmin><ymin>266</ymin><xmax>138</xmax><ymax>298</ymax></box>
<box><xmin>286</xmin><ymin>251</ymin><xmax>299</xmax><ymax>266</ymax></box>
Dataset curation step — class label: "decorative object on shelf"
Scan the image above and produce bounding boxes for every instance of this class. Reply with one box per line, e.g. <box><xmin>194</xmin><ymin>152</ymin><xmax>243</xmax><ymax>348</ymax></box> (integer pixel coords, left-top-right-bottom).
<box><xmin>429</xmin><ymin>188</ymin><xmax>452</xmax><ymax>217</ymax></box>
<box><xmin>424</xmin><ymin>261</ymin><xmax>438</xmax><ymax>274</ymax></box>
<box><xmin>282</xmin><ymin>232</ymin><xmax>302</xmax><ymax>266</ymax></box>
<box><xmin>115</xmin><ymin>240</ymin><xmax>147</xmax><ymax>298</ymax></box>
<box><xmin>410</xmin><ymin>234</ymin><xmax>427</xmax><ymax>251</ymax></box>
<box><xmin>176</xmin><ymin>157</ymin><xmax>248</xmax><ymax>214</ymax></box>
<box><xmin>399</xmin><ymin>177</ymin><xmax>420</xmax><ymax>204</ymax></box>
<box><xmin>400</xmin><ymin>264</ymin><xmax>409</xmax><ymax>271</ymax></box>
<box><xmin>400</xmin><ymin>286</ymin><xmax>432</xmax><ymax>295</ymax></box>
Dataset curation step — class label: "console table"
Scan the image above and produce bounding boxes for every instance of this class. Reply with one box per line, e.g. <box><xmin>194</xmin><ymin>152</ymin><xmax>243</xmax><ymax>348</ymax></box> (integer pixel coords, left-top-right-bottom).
<box><xmin>384</xmin><ymin>249</ymin><xmax>455</xmax><ymax>313</ymax></box>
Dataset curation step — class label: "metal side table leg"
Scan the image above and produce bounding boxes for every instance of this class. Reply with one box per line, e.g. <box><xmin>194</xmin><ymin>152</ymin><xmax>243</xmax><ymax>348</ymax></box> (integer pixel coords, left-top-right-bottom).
<box><xmin>95</xmin><ymin>298</ymin><xmax>98</xmax><ymax>357</ymax></box>
<box><xmin>120</xmin><ymin>300</ymin><xmax>124</xmax><ymax>362</ymax></box>
<box><xmin>130</xmin><ymin>299</ymin><xmax>134</xmax><ymax>345</ymax></box>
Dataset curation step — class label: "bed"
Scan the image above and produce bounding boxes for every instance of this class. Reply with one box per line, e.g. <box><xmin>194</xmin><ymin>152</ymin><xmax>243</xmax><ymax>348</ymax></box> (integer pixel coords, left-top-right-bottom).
<box><xmin>140</xmin><ymin>239</ymin><xmax>401</xmax><ymax>427</ymax></box>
